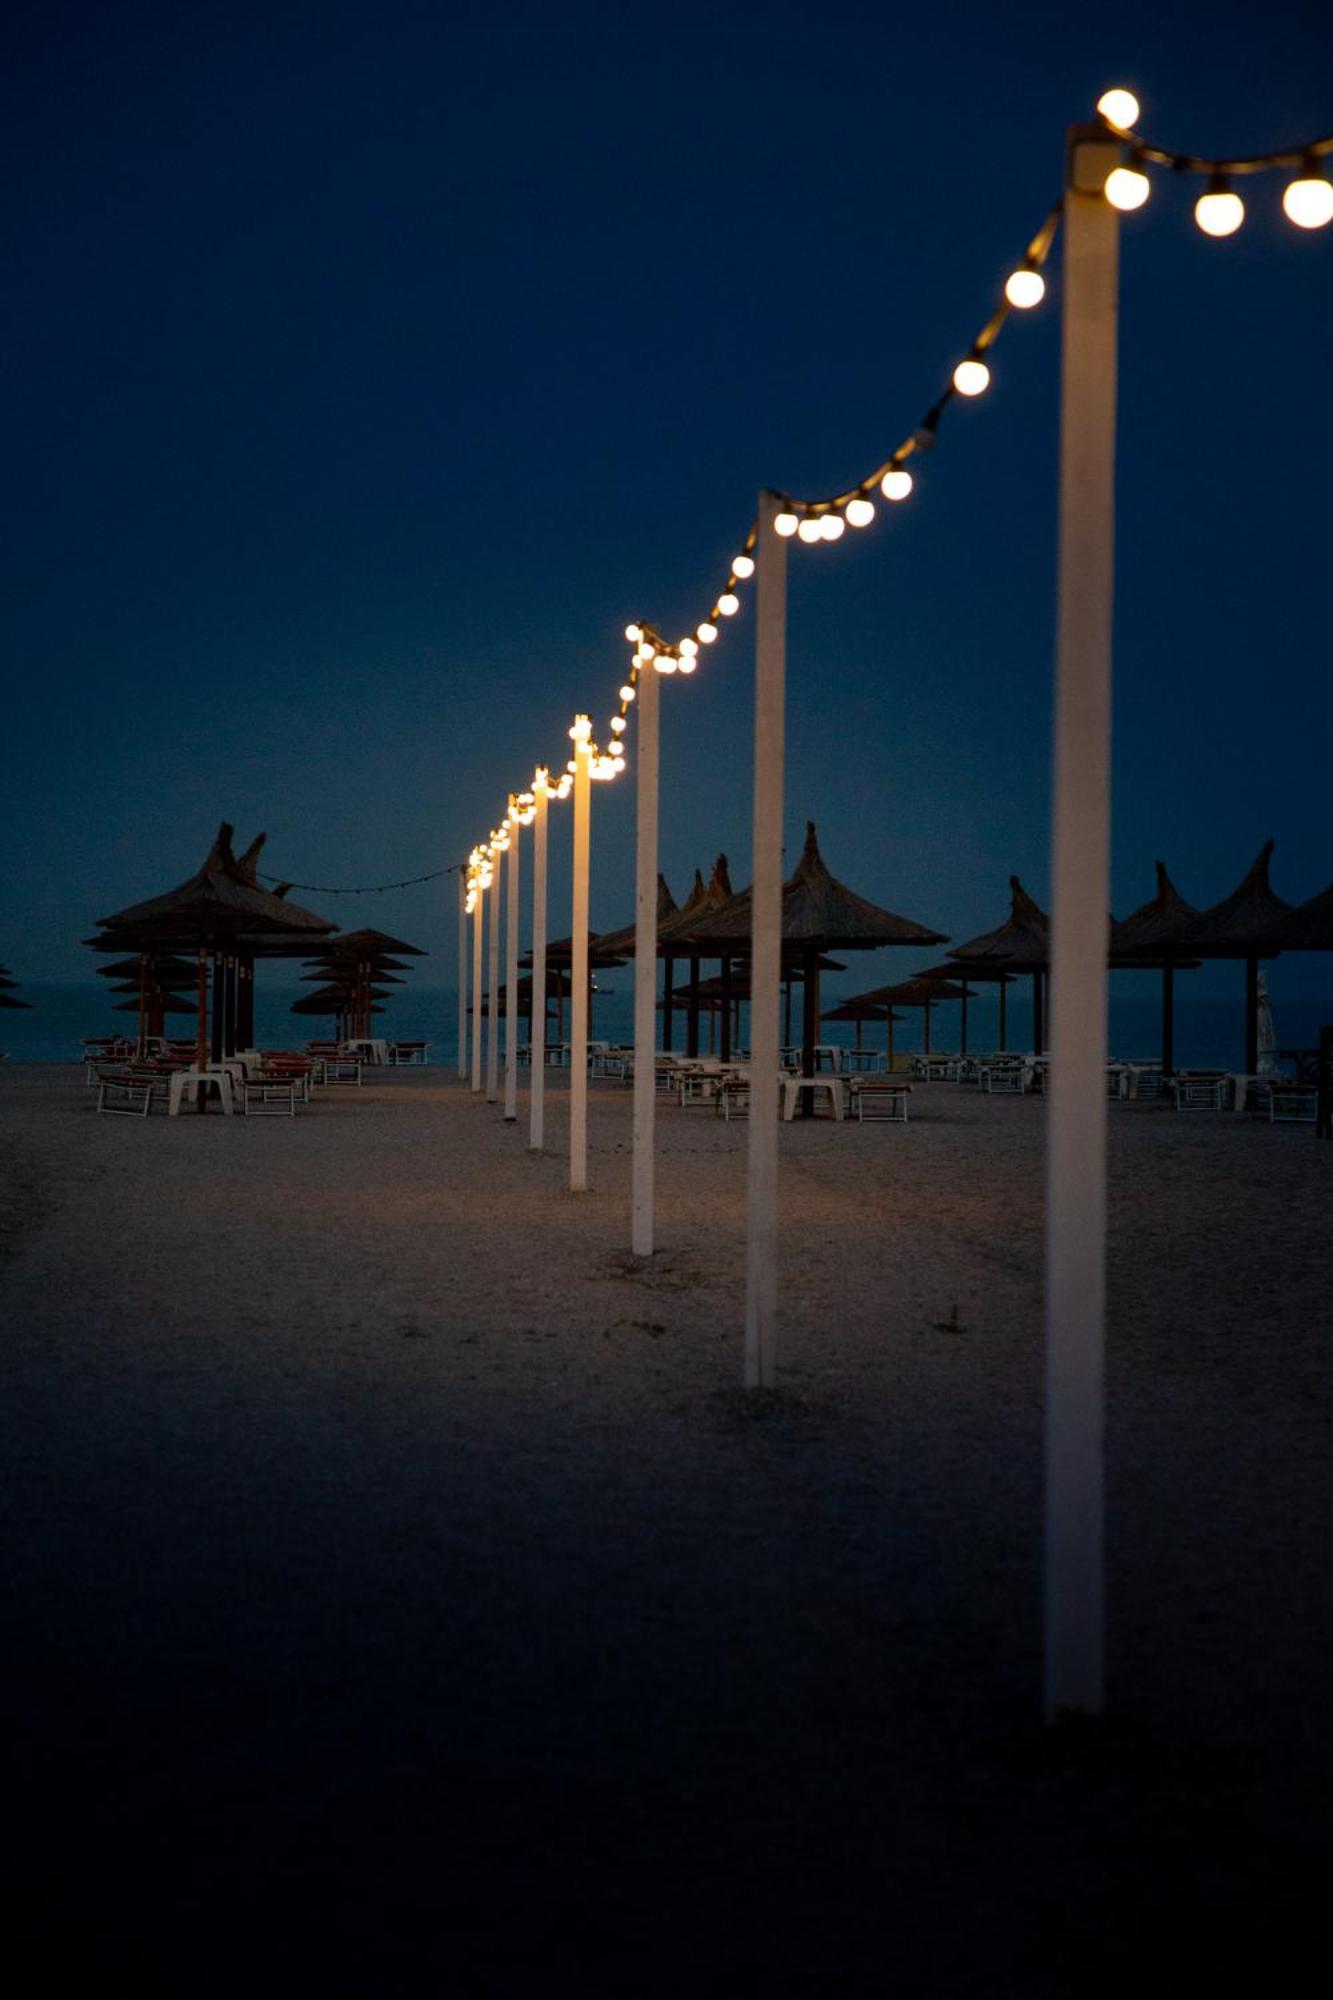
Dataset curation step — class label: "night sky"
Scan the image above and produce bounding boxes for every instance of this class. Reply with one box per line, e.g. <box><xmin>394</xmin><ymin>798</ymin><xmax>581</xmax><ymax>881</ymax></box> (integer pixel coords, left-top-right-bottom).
<box><xmin>4</xmin><ymin>0</ymin><xmax>1331</xmax><ymax>1000</ymax></box>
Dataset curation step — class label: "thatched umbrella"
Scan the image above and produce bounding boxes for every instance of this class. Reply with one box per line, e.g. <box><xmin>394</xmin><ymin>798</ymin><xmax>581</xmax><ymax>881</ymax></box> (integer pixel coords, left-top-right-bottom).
<box><xmin>821</xmin><ymin>997</ymin><xmax>907</xmax><ymax>1062</ymax></box>
<box><xmin>947</xmin><ymin>877</ymin><xmax>1049</xmax><ymax>1052</ymax></box>
<box><xmin>904</xmin><ymin>968</ymin><xmax>984</xmax><ymax>1064</ymax></box>
<box><xmin>604</xmin><ymin>860</ymin><xmax>735</xmax><ymax>1058</ymax></box>
<box><xmin>1171</xmin><ymin>841</ymin><xmax>1292</xmax><ymax>1074</ymax></box>
<box><xmin>302</xmin><ymin>926</ymin><xmax>426</xmax><ymax>1040</ymax></box>
<box><xmin>93</xmin><ymin>824</ymin><xmax>336</xmax><ymax>1073</ymax></box>
<box><xmin>844</xmin><ymin>976</ymin><xmax>974</xmax><ymax>1057</ymax></box>
<box><xmin>679</xmin><ymin>824</ymin><xmax>947</xmax><ymax>1086</ymax></box>
<box><xmin>1109</xmin><ymin>861</ymin><xmax>1203</xmax><ymax>1074</ymax></box>
<box><xmin>668</xmin><ymin>955</ymin><xmax>847</xmax><ymax>1056</ymax></box>
<box><xmin>0</xmin><ymin>962</ymin><xmax>31</xmax><ymax>1012</ymax></box>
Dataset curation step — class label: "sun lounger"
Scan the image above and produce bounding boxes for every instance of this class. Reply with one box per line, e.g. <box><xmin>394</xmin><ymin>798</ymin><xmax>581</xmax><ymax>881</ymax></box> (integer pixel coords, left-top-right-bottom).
<box><xmin>850</xmin><ymin>1080</ymin><xmax>911</xmax><ymax>1122</ymax></box>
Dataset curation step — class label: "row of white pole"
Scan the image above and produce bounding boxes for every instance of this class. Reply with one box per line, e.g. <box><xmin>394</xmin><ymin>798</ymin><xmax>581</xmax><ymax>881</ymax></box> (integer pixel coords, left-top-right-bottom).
<box><xmin>455</xmin><ymin>129</ymin><xmax>1116</xmax><ymax>1720</ymax></box>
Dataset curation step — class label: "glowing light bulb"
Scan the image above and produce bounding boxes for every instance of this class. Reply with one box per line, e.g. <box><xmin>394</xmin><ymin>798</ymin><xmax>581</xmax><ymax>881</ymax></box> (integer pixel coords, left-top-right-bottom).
<box><xmin>566</xmin><ymin>759</ymin><xmax>577</xmax><ymax>774</ymax></box>
<box><xmin>654</xmin><ymin>653</ymin><xmax>677</xmax><ymax>673</ymax></box>
<box><xmin>610</xmin><ymin>716</ymin><xmax>626</xmax><ymax>733</ymax></box>
<box><xmin>677</xmin><ymin>654</ymin><xmax>697</xmax><ymax>675</ymax></box>
<box><xmin>953</xmin><ymin>358</ymin><xmax>990</xmax><ymax>397</ymax></box>
<box><xmin>619</xmin><ymin>684</ymin><xmax>635</xmax><ymax>702</ymax></box>
<box><xmin>678</xmin><ymin>635</ymin><xmax>698</xmax><ymax>656</ymax></box>
<box><xmin>820</xmin><ymin>514</ymin><xmax>845</xmax><ymax>541</ymax></box>
<box><xmin>1195</xmin><ymin>176</ymin><xmax>1244</xmax><ymax>237</ymax></box>
<box><xmin>880</xmin><ymin>467</ymin><xmax>913</xmax><ymax>501</ymax></box>
<box><xmin>1283</xmin><ymin>173</ymin><xmax>1333</xmax><ymax>228</ymax></box>
<box><xmin>697</xmin><ymin>622</ymin><xmax>718</xmax><ymax>643</ymax></box>
<box><xmin>624</xmin><ymin>622</ymin><xmax>642</xmax><ymax>643</ymax></box>
<box><xmin>773</xmin><ymin>511</ymin><xmax>799</xmax><ymax>537</ymax></box>
<box><xmin>717</xmin><ymin>593</ymin><xmax>740</xmax><ymax>616</ymax></box>
<box><xmin>797</xmin><ymin>518</ymin><xmax>822</xmax><ymax>543</ymax></box>
<box><xmin>1105</xmin><ymin>164</ymin><xmax>1150</xmax><ymax>211</ymax></box>
<box><xmin>845</xmin><ymin>496</ymin><xmax>875</xmax><ymax>528</ymax></box>
<box><xmin>1005</xmin><ymin>267</ymin><xmax>1045</xmax><ymax>308</ymax></box>
<box><xmin>732</xmin><ymin>552</ymin><xmax>756</xmax><ymax>579</ymax></box>
<box><xmin>1096</xmin><ymin>87</ymin><xmax>1140</xmax><ymax>130</ymax></box>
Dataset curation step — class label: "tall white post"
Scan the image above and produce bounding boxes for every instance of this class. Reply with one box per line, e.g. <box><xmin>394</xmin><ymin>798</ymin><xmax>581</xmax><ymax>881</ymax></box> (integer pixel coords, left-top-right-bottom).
<box><xmin>631</xmin><ymin>665</ymin><xmax>661</xmax><ymax>1256</ymax></box>
<box><xmin>470</xmin><ymin>884</ymin><xmax>484</xmax><ymax>1094</ymax></box>
<box><xmin>570</xmin><ymin>721</ymin><xmax>592</xmax><ymax>1192</ymax></box>
<box><xmin>504</xmin><ymin>808</ymin><xmax>520</xmax><ymax>1122</ymax></box>
<box><xmin>1045</xmin><ymin>126</ymin><xmax>1120</xmax><ymax>1723</ymax></box>
<box><xmin>745</xmin><ymin>490</ymin><xmax>787</xmax><ymax>1387</ymax></box>
<box><xmin>486</xmin><ymin>845</ymin><xmax>501</xmax><ymax>1104</ymax></box>
<box><xmin>529</xmin><ymin>773</ymin><xmax>549</xmax><ymax>1151</ymax></box>
<box><xmin>456</xmin><ymin>866</ymin><xmax>468</xmax><ymax>1079</ymax></box>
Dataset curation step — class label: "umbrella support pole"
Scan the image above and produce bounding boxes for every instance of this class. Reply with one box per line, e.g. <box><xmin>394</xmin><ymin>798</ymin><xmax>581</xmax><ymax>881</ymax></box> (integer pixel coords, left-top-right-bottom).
<box><xmin>529</xmin><ymin>777</ymin><xmax>549</xmax><ymax>1150</ymax></box>
<box><xmin>1044</xmin><ymin>125</ymin><xmax>1119</xmax><ymax>1725</ymax></box>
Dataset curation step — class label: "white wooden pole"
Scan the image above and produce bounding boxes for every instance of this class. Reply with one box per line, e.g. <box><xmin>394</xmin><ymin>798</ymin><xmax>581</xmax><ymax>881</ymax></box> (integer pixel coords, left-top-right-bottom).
<box><xmin>456</xmin><ymin>865</ymin><xmax>468</xmax><ymax>1079</ymax></box>
<box><xmin>631</xmin><ymin>664</ymin><xmax>661</xmax><ymax>1256</ymax></box>
<box><xmin>470</xmin><ymin>883</ymin><xmax>484</xmax><ymax>1094</ymax></box>
<box><xmin>529</xmin><ymin>774</ymin><xmax>549</xmax><ymax>1151</ymax></box>
<box><xmin>486</xmin><ymin>843</ymin><xmax>501</xmax><ymax>1104</ymax></box>
<box><xmin>745</xmin><ymin>491</ymin><xmax>787</xmax><ymax>1387</ymax></box>
<box><xmin>504</xmin><ymin>807</ymin><xmax>520</xmax><ymax>1122</ymax></box>
<box><xmin>570</xmin><ymin>722</ymin><xmax>592</xmax><ymax>1192</ymax></box>
<box><xmin>1045</xmin><ymin>126</ymin><xmax>1121</xmax><ymax>1723</ymax></box>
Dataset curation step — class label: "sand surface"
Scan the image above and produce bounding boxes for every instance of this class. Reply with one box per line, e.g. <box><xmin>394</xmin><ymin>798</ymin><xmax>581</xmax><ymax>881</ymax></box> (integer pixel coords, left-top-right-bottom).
<box><xmin>2</xmin><ymin>1063</ymin><xmax>1330</xmax><ymax>1994</ymax></box>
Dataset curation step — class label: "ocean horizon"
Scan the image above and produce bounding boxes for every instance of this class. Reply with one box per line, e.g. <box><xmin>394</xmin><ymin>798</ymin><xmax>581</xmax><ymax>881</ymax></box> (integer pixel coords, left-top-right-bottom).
<box><xmin>5</xmin><ymin>978</ymin><xmax>1330</xmax><ymax>1074</ymax></box>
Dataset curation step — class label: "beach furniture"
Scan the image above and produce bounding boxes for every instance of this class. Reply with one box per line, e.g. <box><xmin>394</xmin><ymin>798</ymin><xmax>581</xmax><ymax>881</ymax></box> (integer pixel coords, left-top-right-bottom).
<box><xmin>780</xmin><ymin>1075</ymin><xmax>844</xmax><ymax>1120</ymax></box>
<box><xmin>848</xmin><ymin>1079</ymin><xmax>911</xmax><ymax>1122</ymax></box>
<box><xmin>1170</xmin><ymin>1073</ymin><xmax>1227</xmax><ymax>1111</ymax></box>
<box><xmin>238</xmin><ymin>1072</ymin><xmax>299</xmax><ymax>1116</ymax></box>
<box><xmin>387</xmin><ymin>1040</ymin><xmax>429</xmax><ymax>1065</ymax></box>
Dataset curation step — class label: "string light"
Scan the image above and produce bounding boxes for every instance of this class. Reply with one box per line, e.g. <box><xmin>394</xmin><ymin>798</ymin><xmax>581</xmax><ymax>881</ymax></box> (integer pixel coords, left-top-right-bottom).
<box><xmin>1005</xmin><ymin>266</ymin><xmax>1046</xmax><ymax>308</ymax></box>
<box><xmin>1283</xmin><ymin>168</ymin><xmax>1333</xmax><ymax>228</ymax></box>
<box><xmin>1096</xmin><ymin>87</ymin><xmax>1141</xmax><ymax>131</ymax></box>
<box><xmin>1195</xmin><ymin>172</ymin><xmax>1244</xmax><ymax>236</ymax></box>
<box><xmin>1105</xmin><ymin>162</ymin><xmax>1151</xmax><ymax>211</ymax></box>
<box><xmin>463</xmin><ymin>92</ymin><xmax>1330</xmax><ymax>900</ymax></box>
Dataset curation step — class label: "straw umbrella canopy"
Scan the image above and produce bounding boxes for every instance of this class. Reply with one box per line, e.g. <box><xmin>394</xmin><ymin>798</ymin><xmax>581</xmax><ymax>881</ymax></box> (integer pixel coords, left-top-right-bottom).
<box><xmin>0</xmin><ymin>961</ymin><xmax>31</xmax><ymax>1009</ymax></box>
<box><xmin>301</xmin><ymin>926</ymin><xmax>426</xmax><ymax>1040</ymax></box>
<box><xmin>946</xmin><ymin>877</ymin><xmax>1049</xmax><ymax>1052</ymax></box>
<box><xmin>821</xmin><ymin>997</ymin><xmax>907</xmax><ymax>1061</ymax></box>
<box><xmin>1256</xmin><ymin>875</ymin><xmax>1333</xmax><ymax>953</ymax></box>
<box><xmin>93</xmin><ymin>824</ymin><xmax>337</xmax><ymax>1067</ymax></box>
<box><xmin>678</xmin><ymin>824</ymin><xmax>947</xmax><ymax>1079</ymax></box>
<box><xmin>1108</xmin><ymin>861</ymin><xmax>1203</xmax><ymax>1073</ymax></box>
<box><xmin>914</xmin><ymin>959</ymin><xmax>1016</xmax><ymax>1054</ymax></box>
<box><xmin>1170</xmin><ymin>841</ymin><xmax>1292</xmax><ymax>1074</ymax></box>
<box><xmin>844</xmin><ymin>976</ymin><xmax>974</xmax><ymax>1057</ymax></box>
<box><xmin>592</xmin><ymin>874</ymin><xmax>679</xmax><ymax>957</ymax></box>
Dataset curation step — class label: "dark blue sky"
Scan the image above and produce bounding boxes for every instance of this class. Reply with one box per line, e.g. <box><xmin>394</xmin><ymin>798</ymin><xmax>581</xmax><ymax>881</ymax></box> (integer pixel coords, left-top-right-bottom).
<box><xmin>4</xmin><ymin>0</ymin><xmax>1331</xmax><ymax>1003</ymax></box>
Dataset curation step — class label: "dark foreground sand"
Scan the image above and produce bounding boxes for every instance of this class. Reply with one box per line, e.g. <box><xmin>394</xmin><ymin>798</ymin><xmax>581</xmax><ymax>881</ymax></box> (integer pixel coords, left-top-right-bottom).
<box><xmin>2</xmin><ymin>1063</ymin><xmax>1330</xmax><ymax>1995</ymax></box>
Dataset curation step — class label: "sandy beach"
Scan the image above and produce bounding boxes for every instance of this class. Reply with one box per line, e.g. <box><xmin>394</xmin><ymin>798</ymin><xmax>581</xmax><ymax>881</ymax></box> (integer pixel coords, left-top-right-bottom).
<box><xmin>3</xmin><ymin>1063</ymin><xmax>1330</xmax><ymax>1994</ymax></box>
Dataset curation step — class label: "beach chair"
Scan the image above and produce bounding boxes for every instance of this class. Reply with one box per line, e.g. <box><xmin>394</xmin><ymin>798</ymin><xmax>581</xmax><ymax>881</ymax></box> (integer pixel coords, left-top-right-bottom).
<box><xmin>852</xmin><ymin>1081</ymin><xmax>911</xmax><ymax>1123</ymax></box>
<box><xmin>1268</xmin><ymin>1085</ymin><xmax>1317</xmax><ymax>1124</ymax></box>
<box><xmin>238</xmin><ymin>1072</ymin><xmax>299</xmax><ymax>1116</ymax></box>
<box><xmin>1171</xmin><ymin>1076</ymin><xmax>1226</xmax><ymax>1111</ymax></box>
<box><xmin>981</xmin><ymin>1063</ymin><xmax>1024</xmax><ymax>1094</ymax></box>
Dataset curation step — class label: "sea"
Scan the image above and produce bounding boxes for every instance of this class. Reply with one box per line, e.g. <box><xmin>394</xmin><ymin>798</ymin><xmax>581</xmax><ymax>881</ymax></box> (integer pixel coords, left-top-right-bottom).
<box><xmin>5</xmin><ymin>980</ymin><xmax>1331</xmax><ymax>1072</ymax></box>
